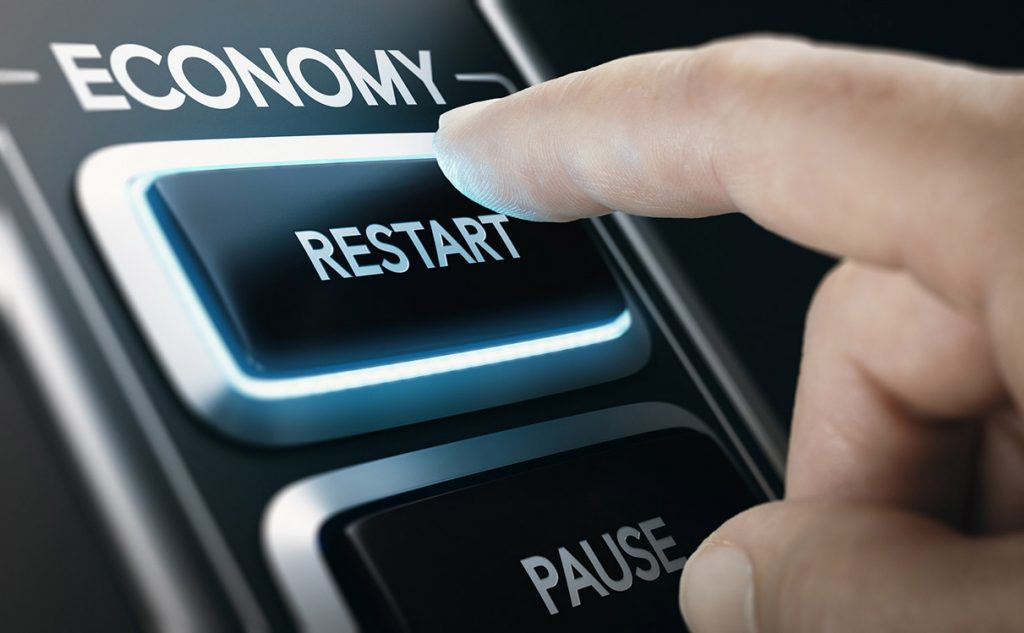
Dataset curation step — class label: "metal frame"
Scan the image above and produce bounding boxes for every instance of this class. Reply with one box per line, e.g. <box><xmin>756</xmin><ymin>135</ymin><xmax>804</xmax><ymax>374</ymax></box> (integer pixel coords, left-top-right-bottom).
<box><xmin>476</xmin><ymin>0</ymin><xmax>787</xmax><ymax>472</ymax></box>
<box><xmin>1</xmin><ymin>128</ymin><xmax>265</xmax><ymax>632</ymax></box>
<box><xmin>262</xmin><ymin>402</ymin><xmax>729</xmax><ymax>633</ymax></box>
<box><xmin>77</xmin><ymin>133</ymin><xmax>649</xmax><ymax>446</ymax></box>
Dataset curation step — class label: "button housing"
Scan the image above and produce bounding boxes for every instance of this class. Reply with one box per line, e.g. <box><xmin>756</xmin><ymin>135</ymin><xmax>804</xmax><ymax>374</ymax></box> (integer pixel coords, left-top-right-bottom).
<box><xmin>328</xmin><ymin>430</ymin><xmax>753</xmax><ymax>631</ymax></box>
<box><xmin>261</xmin><ymin>403</ymin><xmax>765</xmax><ymax>633</ymax></box>
<box><xmin>76</xmin><ymin>134</ymin><xmax>649</xmax><ymax>445</ymax></box>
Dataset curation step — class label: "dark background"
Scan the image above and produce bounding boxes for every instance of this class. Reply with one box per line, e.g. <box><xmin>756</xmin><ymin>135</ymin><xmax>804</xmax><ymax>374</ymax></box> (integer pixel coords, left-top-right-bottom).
<box><xmin>3</xmin><ymin>0</ymin><xmax>1023</xmax><ymax>630</ymax></box>
<box><xmin>506</xmin><ymin>0</ymin><xmax>1024</xmax><ymax>426</ymax></box>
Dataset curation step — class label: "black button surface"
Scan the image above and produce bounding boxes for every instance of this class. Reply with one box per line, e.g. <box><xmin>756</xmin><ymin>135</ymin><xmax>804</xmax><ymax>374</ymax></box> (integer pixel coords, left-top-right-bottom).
<box><xmin>150</xmin><ymin>160</ymin><xmax>625</xmax><ymax>376</ymax></box>
<box><xmin>321</xmin><ymin>430</ymin><xmax>758</xmax><ymax>632</ymax></box>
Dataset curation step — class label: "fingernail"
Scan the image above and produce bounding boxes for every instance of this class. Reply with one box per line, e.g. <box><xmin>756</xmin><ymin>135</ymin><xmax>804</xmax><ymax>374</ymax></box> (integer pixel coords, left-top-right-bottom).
<box><xmin>680</xmin><ymin>542</ymin><xmax>758</xmax><ymax>633</ymax></box>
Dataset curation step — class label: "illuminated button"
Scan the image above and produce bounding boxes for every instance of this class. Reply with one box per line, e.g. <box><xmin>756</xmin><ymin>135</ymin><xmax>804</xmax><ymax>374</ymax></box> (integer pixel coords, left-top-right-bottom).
<box><xmin>320</xmin><ymin>429</ymin><xmax>757</xmax><ymax>632</ymax></box>
<box><xmin>150</xmin><ymin>160</ymin><xmax>625</xmax><ymax>375</ymax></box>
<box><xmin>76</xmin><ymin>134</ymin><xmax>648</xmax><ymax>444</ymax></box>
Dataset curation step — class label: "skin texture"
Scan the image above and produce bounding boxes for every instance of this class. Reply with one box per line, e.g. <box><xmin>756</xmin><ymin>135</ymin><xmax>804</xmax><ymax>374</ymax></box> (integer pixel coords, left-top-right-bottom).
<box><xmin>433</xmin><ymin>36</ymin><xmax>1024</xmax><ymax>632</ymax></box>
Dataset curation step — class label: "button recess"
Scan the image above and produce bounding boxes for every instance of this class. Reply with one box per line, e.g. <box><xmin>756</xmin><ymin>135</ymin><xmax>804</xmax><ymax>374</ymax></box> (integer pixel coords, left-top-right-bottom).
<box><xmin>76</xmin><ymin>134</ymin><xmax>649</xmax><ymax>444</ymax></box>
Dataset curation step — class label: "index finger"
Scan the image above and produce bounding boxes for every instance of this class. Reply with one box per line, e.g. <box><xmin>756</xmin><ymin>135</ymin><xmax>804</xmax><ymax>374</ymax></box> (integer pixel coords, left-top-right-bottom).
<box><xmin>434</xmin><ymin>37</ymin><xmax>1024</xmax><ymax>321</ymax></box>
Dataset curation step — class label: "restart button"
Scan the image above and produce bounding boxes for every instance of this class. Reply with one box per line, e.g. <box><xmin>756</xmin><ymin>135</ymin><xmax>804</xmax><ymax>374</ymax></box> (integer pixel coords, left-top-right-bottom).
<box><xmin>150</xmin><ymin>159</ymin><xmax>628</xmax><ymax>375</ymax></box>
<box><xmin>87</xmin><ymin>135</ymin><xmax>649</xmax><ymax>444</ymax></box>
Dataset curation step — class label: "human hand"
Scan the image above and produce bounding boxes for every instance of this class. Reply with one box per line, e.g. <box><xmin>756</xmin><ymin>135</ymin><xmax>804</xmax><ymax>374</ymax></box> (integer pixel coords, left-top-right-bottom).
<box><xmin>433</xmin><ymin>36</ymin><xmax>1024</xmax><ymax>632</ymax></box>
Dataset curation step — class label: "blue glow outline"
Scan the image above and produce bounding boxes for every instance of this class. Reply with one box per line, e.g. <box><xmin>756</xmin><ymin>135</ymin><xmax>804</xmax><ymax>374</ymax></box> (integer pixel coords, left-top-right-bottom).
<box><xmin>128</xmin><ymin>157</ymin><xmax>632</xmax><ymax>401</ymax></box>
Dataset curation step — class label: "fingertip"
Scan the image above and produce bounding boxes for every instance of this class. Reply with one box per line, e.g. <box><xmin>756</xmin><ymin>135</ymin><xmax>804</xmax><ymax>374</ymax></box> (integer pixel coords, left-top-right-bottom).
<box><xmin>683</xmin><ymin>500</ymin><xmax>1006</xmax><ymax>633</ymax></box>
<box><xmin>434</xmin><ymin>99</ymin><xmax>549</xmax><ymax>222</ymax></box>
<box><xmin>433</xmin><ymin>100</ymin><xmax>493</xmax><ymax>206</ymax></box>
<box><xmin>680</xmin><ymin>536</ymin><xmax>759</xmax><ymax>633</ymax></box>
<box><xmin>678</xmin><ymin>505</ymin><xmax>784</xmax><ymax>632</ymax></box>
<box><xmin>436</xmin><ymin>98</ymin><xmax>496</xmax><ymax>137</ymax></box>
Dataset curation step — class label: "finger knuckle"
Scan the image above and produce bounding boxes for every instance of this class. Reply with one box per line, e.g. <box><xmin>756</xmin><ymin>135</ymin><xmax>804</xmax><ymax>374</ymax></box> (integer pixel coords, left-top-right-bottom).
<box><xmin>757</xmin><ymin>501</ymin><xmax>854</xmax><ymax>633</ymax></box>
<box><xmin>804</xmin><ymin>261</ymin><xmax>860</xmax><ymax>335</ymax></box>
<box><xmin>975</xmin><ymin>77</ymin><xmax>1024</xmax><ymax>196</ymax></box>
<box><xmin>685</xmin><ymin>38</ymin><xmax>801</xmax><ymax>107</ymax></box>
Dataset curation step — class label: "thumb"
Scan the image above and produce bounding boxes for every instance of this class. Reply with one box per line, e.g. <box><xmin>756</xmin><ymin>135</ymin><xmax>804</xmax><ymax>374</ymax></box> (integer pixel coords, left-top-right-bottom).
<box><xmin>679</xmin><ymin>500</ymin><xmax>1024</xmax><ymax>633</ymax></box>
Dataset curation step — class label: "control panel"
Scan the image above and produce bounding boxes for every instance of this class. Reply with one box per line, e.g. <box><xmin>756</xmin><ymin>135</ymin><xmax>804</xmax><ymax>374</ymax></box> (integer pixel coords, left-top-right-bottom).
<box><xmin>0</xmin><ymin>0</ymin><xmax>782</xmax><ymax>630</ymax></box>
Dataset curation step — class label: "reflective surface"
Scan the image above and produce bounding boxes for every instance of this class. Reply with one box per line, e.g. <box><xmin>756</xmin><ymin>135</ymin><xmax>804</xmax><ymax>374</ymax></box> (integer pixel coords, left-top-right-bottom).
<box><xmin>151</xmin><ymin>160</ymin><xmax>626</xmax><ymax>376</ymax></box>
<box><xmin>324</xmin><ymin>428</ymin><xmax>755</xmax><ymax>632</ymax></box>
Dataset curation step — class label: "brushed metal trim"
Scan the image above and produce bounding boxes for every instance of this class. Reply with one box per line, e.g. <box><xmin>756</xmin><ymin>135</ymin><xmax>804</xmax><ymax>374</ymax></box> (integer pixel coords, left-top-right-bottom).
<box><xmin>0</xmin><ymin>127</ymin><xmax>268</xmax><ymax>632</ymax></box>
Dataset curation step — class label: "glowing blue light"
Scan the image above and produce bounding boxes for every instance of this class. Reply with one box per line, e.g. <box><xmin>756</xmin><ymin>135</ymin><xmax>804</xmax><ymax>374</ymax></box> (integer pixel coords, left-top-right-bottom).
<box><xmin>128</xmin><ymin>160</ymin><xmax>632</xmax><ymax>401</ymax></box>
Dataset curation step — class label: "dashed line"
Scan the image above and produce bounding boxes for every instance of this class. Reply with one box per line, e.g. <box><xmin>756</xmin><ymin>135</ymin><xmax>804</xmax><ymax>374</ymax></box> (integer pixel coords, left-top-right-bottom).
<box><xmin>454</xmin><ymin>72</ymin><xmax>517</xmax><ymax>95</ymax></box>
<box><xmin>0</xmin><ymin>69</ymin><xmax>40</xmax><ymax>85</ymax></box>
